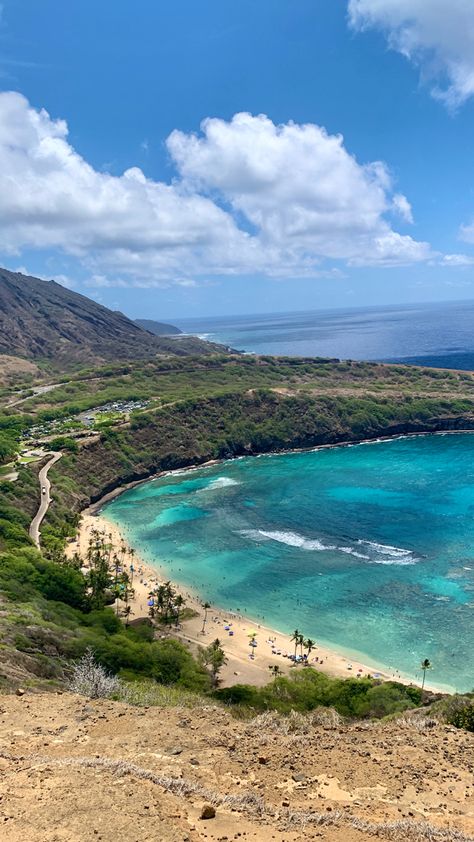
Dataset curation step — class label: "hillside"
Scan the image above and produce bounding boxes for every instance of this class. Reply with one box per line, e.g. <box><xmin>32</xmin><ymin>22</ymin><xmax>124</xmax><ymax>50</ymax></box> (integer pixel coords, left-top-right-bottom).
<box><xmin>2</xmin><ymin>354</ymin><xmax>474</xmax><ymax>555</ymax></box>
<box><xmin>0</xmin><ymin>268</ymin><xmax>221</xmax><ymax>364</ymax></box>
<box><xmin>1</xmin><ymin>691</ymin><xmax>473</xmax><ymax>841</ymax></box>
<box><xmin>135</xmin><ymin>318</ymin><xmax>182</xmax><ymax>335</ymax></box>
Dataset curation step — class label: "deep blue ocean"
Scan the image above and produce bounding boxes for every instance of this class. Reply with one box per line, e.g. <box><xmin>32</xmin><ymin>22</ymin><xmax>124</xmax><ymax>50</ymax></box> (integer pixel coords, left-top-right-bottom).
<box><xmin>177</xmin><ymin>300</ymin><xmax>474</xmax><ymax>370</ymax></box>
<box><xmin>104</xmin><ymin>434</ymin><xmax>474</xmax><ymax>692</ymax></box>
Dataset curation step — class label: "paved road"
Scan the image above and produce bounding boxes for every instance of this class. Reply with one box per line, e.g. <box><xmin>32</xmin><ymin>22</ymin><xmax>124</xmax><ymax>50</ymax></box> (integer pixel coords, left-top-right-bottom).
<box><xmin>7</xmin><ymin>382</ymin><xmax>62</xmax><ymax>408</ymax></box>
<box><xmin>29</xmin><ymin>452</ymin><xmax>62</xmax><ymax>548</ymax></box>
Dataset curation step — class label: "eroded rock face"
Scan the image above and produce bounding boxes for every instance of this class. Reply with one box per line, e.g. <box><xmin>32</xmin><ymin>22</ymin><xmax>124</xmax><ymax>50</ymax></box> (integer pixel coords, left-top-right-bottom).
<box><xmin>0</xmin><ymin>691</ymin><xmax>473</xmax><ymax>842</ymax></box>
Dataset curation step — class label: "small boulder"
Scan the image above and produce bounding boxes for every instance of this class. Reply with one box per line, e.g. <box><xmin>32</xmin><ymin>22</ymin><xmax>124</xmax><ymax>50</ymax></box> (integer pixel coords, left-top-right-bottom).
<box><xmin>200</xmin><ymin>805</ymin><xmax>216</xmax><ymax>820</ymax></box>
<box><xmin>16</xmin><ymin>688</ymin><xmax>26</xmax><ymax>697</ymax></box>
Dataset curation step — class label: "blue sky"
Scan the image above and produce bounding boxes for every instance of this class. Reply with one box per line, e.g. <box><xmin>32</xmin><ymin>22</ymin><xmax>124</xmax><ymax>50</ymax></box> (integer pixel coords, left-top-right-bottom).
<box><xmin>1</xmin><ymin>0</ymin><xmax>474</xmax><ymax>319</ymax></box>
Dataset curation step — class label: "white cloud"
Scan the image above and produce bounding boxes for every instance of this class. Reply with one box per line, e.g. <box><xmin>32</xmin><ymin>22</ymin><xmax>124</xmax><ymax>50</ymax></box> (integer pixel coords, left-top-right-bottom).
<box><xmin>348</xmin><ymin>0</ymin><xmax>474</xmax><ymax>109</ymax></box>
<box><xmin>0</xmin><ymin>93</ymin><xmax>432</xmax><ymax>286</ymax></box>
<box><xmin>441</xmin><ymin>253</ymin><xmax>474</xmax><ymax>266</ymax></box>
<box><xmin>392</xmin><ymin>193</ymin><xmax>413</xmax><ymax>224</ymax></box>
<box><xmin>168</xmin><ymin>112</ymin><xmax>430</xmax><ymax>268</ymax></box>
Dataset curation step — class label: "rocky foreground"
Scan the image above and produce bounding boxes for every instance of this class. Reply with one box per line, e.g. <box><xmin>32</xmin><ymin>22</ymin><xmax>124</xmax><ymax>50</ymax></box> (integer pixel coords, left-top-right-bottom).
<box><xmin>0</xmin><ymin>692</ymin><xmax>473</xmax><ymax>842</ymax></box>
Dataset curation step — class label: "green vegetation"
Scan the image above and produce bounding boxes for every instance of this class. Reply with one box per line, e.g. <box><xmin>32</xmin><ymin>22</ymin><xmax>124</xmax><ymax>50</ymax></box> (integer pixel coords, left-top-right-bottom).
<box><xmin>3</xmin><ymin>355</ymin><xmax>474</xmax><ymax>425</ymax></box>
<box><xmin>433</xmin><ymin>695</ymin><xmax>474</xmax><ymax>732</ymax></box>
<box><xmin>215</xmin><ymin>670</ymin><xmax>423</xmax><ymax>718</ymax></box>
<box><xmin>0</xmin><ymin>544</ymin><xmax>210</xmax><ymax>692</ymax></box>
<box><xmin>0</xmin><ymin>415</ymin><xmax>24</xmax><ymax>462</ymax></box>
<box><xmin>200</xmin><ymin>638</ymin><xmax>227</xmax><ymax>687</ymax></box>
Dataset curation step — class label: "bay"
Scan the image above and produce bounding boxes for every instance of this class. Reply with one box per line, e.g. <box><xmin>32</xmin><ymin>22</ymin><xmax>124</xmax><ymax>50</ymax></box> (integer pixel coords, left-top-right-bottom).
<box><xmin>104</xmin><ymin>433</ymin><xmax>474</xmax><ymax>693</ymax></box>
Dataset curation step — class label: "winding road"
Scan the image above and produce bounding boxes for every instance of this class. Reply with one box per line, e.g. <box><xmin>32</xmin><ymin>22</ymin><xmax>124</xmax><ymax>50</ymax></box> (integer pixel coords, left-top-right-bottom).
<box><xmin>29</xmin><ymin>452</ymin><xmax>62</xmax><ymax>548</ymax></box>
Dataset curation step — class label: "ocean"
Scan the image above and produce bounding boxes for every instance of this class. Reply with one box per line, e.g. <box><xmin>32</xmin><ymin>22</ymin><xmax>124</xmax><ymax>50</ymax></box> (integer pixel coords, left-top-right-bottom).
<box><xmin>176</xmin><ymin>300</ymin><xmax>474</xmax><ymax>370</ymax></box>
<box><xmin>104</xmin><ymin>433</ymin><xmax>474</xmax><ymax>692</ymax></box>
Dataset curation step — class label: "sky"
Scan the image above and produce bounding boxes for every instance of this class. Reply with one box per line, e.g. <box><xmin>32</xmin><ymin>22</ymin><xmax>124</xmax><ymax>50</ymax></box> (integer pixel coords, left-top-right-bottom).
<box><xmin>1</xmin><ymin>0</ymin><xmax>474</xmax><ymax>319</ymax></box>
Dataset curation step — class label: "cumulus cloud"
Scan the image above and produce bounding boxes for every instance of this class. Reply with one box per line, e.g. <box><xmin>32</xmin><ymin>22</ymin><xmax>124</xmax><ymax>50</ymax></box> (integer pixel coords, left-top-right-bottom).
<box><xmin>0</xmin><ymin>92</ymin><xmax>432</xmax><ymax>286</ymax></box>
<box><xmin>348</xmin><ymin>0</ymin><xmax>474</xmax><ymax>109</ymax></box>
<box><xmin>168</xmin><ymin>112</ymin><xmax>430</xmax><ymax>268</ymax></box>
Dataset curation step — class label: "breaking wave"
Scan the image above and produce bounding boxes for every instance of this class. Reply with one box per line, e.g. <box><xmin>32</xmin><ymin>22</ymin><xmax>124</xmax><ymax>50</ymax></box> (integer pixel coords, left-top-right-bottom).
<box><xmin>241</xmin><ymin>529</ymin><xmax>418</xmax><ymax>565</ymax></box>
<box><xmin>203</xmin><ymin>477</ymin><xmax>241</xmax><ymax>491</ymax></box>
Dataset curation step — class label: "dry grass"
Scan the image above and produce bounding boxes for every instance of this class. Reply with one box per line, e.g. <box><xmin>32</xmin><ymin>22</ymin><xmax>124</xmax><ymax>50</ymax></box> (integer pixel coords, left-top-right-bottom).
<box><xmin>246</xmin><ymin>707</ymin><xmax>343</xmax><ymax>736</ymax></box>
<box><xmin>394</xmin><ymin>711</ymin><xmax>440</xmax><ymax>731</ymax></box>
<box><xmin>285</xmin><ymin>809</ymin><xmax>472</xmax><ymax>840</ymax></box>
<box><xmin>114</xmin><ymin>680</ymin><xmax>206</xmax><ymax>709</ymax></box>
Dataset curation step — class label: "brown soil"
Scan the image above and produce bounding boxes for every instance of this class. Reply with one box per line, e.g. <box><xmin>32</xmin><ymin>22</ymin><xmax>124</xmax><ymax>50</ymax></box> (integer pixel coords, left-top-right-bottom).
<box><xmin>0</xmin><ymin>354</ymin><xmax>39</xmax><ymax>386</ymax></box>
<box><xmin>1</xmin><ymin>691</ymin><xmax>473</xmax><ymax>841</ymax></box>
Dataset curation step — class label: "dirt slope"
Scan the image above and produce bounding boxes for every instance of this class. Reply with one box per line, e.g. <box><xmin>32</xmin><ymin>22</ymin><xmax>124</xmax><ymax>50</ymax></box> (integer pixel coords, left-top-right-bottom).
<box><xmin>0</xmin><ymin>692</ymin><xmax>473</xmax><ymax>841</ymax></box>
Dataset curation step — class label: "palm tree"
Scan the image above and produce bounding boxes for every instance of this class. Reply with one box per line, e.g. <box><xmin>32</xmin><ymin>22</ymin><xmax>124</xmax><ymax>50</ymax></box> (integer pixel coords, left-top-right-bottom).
<box><xmin>298</xmin><ymin>633</ymin><xmax>305</xmax><ymax>658</ymax></box>
<box><xmin>174</xmin><ymin>594</ymin><xmax>185</xmax><ymax>627</ymax></box>
<box><xmin>200</xmin><ymin>638</ymin><xmax>227</xmax><ymax>687</ymax></box>
<box><xmin>129</xmin><ymin>547</ymin><xmax>136</xmax><ymax>583</ymax></box>
<box><xmin>269</xmin><ymin>664</ymin><xmax>282</xmax><ymax>681</ymax></box>
<box><xmin>291</xmin><ymin>629</ymin><xmax>300</xmax><ymax>658</ymax></box>
<box><xmin>420</xmin><ymin>658</ymin><xmax>432</xmax><ymax>691</ymax></box>
<box><xmin>124</xmin><ymin>604</ymin><xmax>132</xmax><ymax>628</ymax></box>
<box><xmin>304</xmin><ymin>638</ymin><xmax>315</xmax><ymax>661</ymax></box>
<box><xmin>155</xmin><ymin>585</ymin><xmax>166</xmax><ymax>619</ymax></box>
<box><xmin>201</xmin><ymin>601</ymin><xmax>211</xmax><ymax>634</ymax></box>
<box><xmin>163</xmin><ymin>581</ymin><xmax>175</xmax><ymax>624</ymax></box>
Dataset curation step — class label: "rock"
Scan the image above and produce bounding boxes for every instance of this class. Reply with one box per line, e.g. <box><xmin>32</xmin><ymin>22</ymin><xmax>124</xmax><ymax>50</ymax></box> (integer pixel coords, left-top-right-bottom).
<box><xmin>292</xmin><ymin>773</ymin><xmax>306</xmax><ymax>782</ymax></box>
<box><xmin>189</xmin><ymin>758</ymin><xmax>200</xmax><ymax>766</ymax></box>
<box><xmin>200</xmin><ymin>804</ymin><xmax>216</xmax><ymax>820</ymax></box>
<box><xmin>167</xmin><ymin>747</ymin><xmax>183</xmax><ymax>755</ymax></box>
<box><xmin>16</xmin><ymin>688</ymin><xmax>26</xmax><ymax>696</ymax></box>
<box><xmin>258</xmin><ymin>756</ymin><xmax>268</xmax><ymax>765</ymax></box>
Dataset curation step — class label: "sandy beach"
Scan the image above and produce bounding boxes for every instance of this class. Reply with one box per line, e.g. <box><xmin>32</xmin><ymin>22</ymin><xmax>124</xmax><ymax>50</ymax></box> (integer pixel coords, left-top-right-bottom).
<box><xmin>65</xmin><ymin>505</ymin><xmax>437</xmax><ymax>691</ymax></box>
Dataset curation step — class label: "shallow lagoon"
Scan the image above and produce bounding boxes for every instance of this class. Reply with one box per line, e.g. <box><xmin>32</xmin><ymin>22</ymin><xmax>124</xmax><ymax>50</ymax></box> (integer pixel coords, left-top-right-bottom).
<box><xmin>104</xmin><ymin>433</ymin><xmax>474</xmax><ymax>692</ymax></box>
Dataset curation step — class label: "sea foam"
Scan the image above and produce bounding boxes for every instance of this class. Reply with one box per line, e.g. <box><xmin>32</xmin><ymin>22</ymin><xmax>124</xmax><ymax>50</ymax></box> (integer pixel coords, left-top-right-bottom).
<box><xmin>205</xmin><ymin>477</ymin><xmax>240</xmax><ymax>490</ymax></box>
<box><xmin>242</xmin><ymin>529</ymin><xmax>417</xmax><ymax>564</ymax></box>
<box><xmin>242</xmin><ymin>529</ymin><xmax>330</xmax><ymax>551</ymax></box>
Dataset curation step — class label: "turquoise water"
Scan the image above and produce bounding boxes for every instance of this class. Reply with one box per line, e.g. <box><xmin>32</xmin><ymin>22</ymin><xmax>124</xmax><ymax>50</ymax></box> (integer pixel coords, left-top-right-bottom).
<box><xmin>104</xmin><ymin>434</ymin><xmax>474</xmax><ymax>692</ymax></box>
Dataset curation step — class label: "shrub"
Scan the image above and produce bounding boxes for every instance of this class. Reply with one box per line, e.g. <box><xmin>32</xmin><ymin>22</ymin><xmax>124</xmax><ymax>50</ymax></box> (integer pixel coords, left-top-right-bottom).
<box><xmin>435</xmin><ymin>695</ymin><xmax>474</xmax><ymax>732</ymax></box>
<box><xmin>68</xmin><ymin>649</ymin><xmax>121</xmax><ymax>699</ymax></box>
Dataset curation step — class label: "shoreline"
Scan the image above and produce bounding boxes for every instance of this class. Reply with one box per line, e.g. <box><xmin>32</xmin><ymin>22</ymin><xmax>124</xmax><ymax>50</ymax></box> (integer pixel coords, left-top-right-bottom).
<box><xmin>67</xmin><ymin>511</ymin><xmax>451</xmax><ymax>695</ymax></box>
<box><xmin>86</xmin><ymin>427</ymin><xmax>474</xmax><ymax>516</ymax></box>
